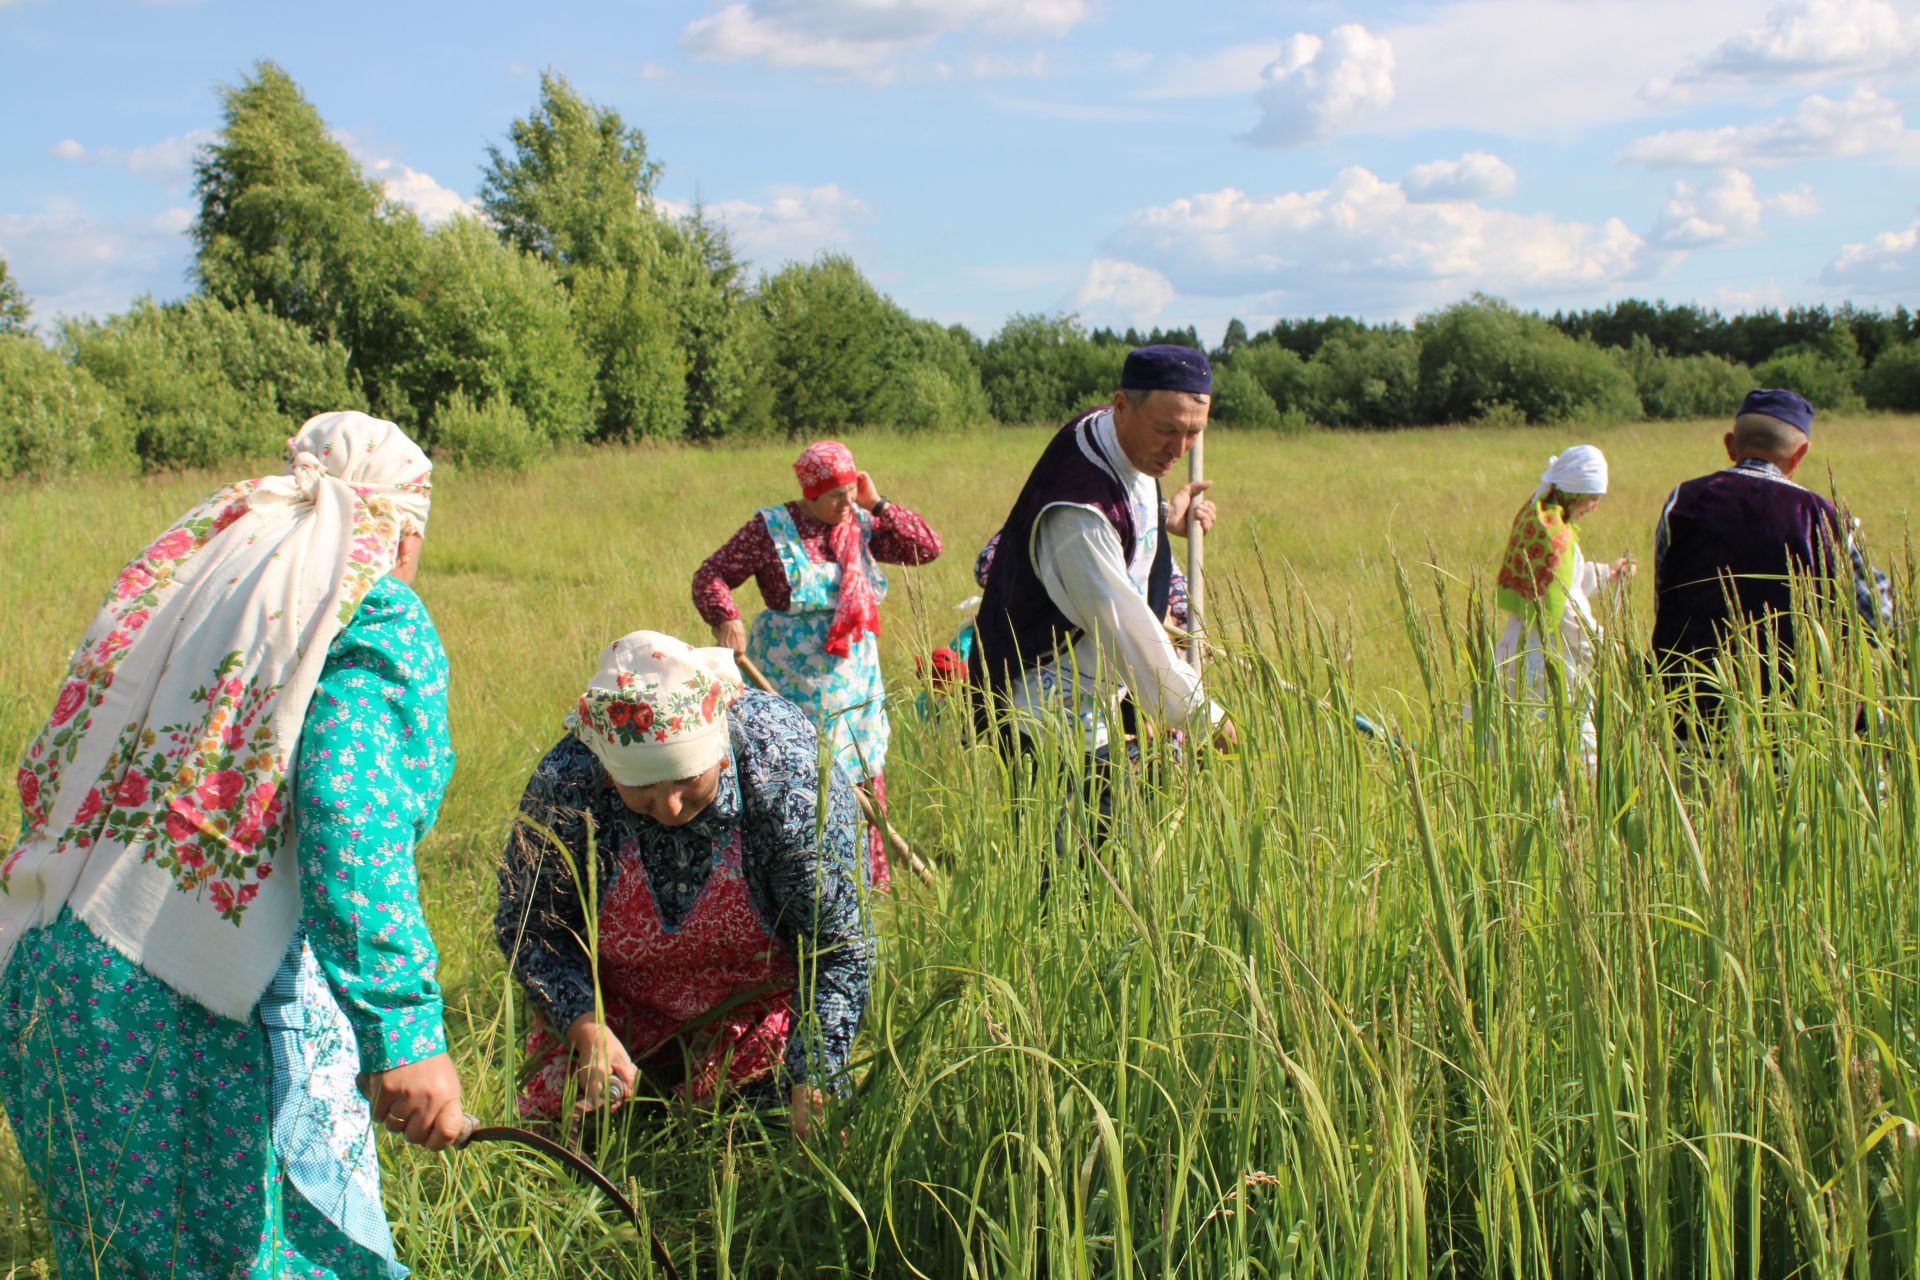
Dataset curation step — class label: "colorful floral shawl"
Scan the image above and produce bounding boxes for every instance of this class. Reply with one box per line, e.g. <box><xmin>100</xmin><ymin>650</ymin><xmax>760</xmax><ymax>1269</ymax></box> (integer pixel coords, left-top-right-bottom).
<box><xmin>2</xmin><ymin>412</ymin><xmax>432</xmax><ymax>1020</ymax></box>
<box><xmin>1496</xmin><ymin>495</ymin><xmax>1581</xmax><ymax>624</ymax></box>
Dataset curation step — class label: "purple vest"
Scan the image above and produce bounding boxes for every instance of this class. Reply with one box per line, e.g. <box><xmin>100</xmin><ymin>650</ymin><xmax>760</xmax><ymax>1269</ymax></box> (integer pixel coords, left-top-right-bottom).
<box><xmin>972</xmin><ymin>409</ymin><xmax>1172</xmax><ymax>698</ymax></box>
<box><xmin>1650</xmin><ymin>465</ymin><xmax>1844</xmax><ymax>672</ymax></box>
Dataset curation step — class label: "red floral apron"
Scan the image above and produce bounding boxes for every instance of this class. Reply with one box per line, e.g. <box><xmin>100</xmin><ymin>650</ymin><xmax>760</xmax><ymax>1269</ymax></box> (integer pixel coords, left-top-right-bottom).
<box><xmin>518</xmin><ymin>828</ymin><xmax>796</xmax><ymax>1118</ymax></box>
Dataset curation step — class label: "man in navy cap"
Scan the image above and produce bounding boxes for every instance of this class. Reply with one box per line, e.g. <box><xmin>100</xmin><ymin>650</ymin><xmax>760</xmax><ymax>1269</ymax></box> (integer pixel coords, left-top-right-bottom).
<box><xmin>1650</xmin><ymin>388</ymin><xmax>1881</xmax><ymax>725</ymax></box>
<box><xmin>973</xmin><ymin>344</ymin><xmax>1234</xmax><ymax>773</ymax></box>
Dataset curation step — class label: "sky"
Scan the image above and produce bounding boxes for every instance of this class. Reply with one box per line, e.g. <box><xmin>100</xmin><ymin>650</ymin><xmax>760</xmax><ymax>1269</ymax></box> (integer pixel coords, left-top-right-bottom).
<box><xmin>2</xmin><ymin>0</ymin><xmax>1918</xmax><ymax>344</ymax></box>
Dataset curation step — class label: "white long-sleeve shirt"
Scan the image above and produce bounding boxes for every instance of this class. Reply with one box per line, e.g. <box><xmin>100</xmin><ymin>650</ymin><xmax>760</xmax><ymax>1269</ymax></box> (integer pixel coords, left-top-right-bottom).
<box><xmin>1007</xmin><ymin>412</ymin><xmax>1220</xmax><ymax>751</ymax></box>
<box><xmin>1493</xmin><ymin>546</ymin><xmax>1613</xmax><ymax>761</ymax></box>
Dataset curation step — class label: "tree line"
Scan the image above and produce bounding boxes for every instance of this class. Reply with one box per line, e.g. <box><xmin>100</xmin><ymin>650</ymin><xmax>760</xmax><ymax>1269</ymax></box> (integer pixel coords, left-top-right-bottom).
<box><xmin>3</xmin><ymin>62</ymin><xmax>1918</xmax><ymax>481</ymax></box>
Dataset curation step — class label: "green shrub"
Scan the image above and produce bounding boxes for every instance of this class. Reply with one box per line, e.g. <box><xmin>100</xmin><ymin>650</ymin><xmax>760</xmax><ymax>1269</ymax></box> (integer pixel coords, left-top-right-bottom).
<box><xmin>1416</xmin><ymin>297</ymin><xmax>1642</xmax><ymax>425</ymax></box>
<box><xmin>0</xmin><ymin>336</ymin><xmax>135</xmax><ymax>481</ymax></box>
<box><xmin>429</xmin><ymin>389</ymin><xmax>541</xmax><ymax>471</ymax></box>
<box><xmin>569</xmin><ymin>262</ymin><xmax>687</xmax><ymax>442</ymax></box>
<box><xmin>755</xmin><ymin>254</ymin><xmax>893</xmax><ymax>434</ymax></box>
<box><xmin>388</xmin><ymin>215</ymin><xmax>594</xmax><ymax>449</ymax></box>
<box><xmin>1613</xmin><ymin>335</ymin><xmax>1752</xmax><ymax>419</ymax></box>
<box><xmin>878</xmin><ymin>365</ymin><xmax>977</xmax><ymax>433</ymax></box>
<box><xmin>1207</xmin><ymin>363</ymin><xmax>1281</xmax><ymax>427</ymax></box>
<box><xmin>1863</xmin><ymin>340</ymin><xmax>1920</xmax><ymax>412</ymax></box>
<box><xmin>1304</xmin><ymin>329</ymin><xmax>1422</xmax><ymax>428</ymax></box>
<box><xmin>65</xmin><ymin>295</ymin><xmax>356</xmax><ymax>471</ymax></box>
<box><xmin>1230</xmin><ymin>341</ymin><xmax>1312</xmax><ymax>417</ymax></box>
<box><xmin>979</xmin><ymin>314</ymin><xmax>1126</xmax><ymax>424</ymax></box>
<box><xmin>1751</xmin><ymin>349</ymin><xmax>1864</xmax><ymax>413</ymax></box>
<box><xmin>872</xmin><ymin>314</ymin><xmax>990</xmax><ymax>431</ymax></box>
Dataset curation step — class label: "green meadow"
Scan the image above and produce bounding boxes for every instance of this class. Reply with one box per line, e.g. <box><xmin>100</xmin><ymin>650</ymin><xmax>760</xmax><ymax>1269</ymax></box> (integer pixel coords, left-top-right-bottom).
<box><xmin>5</xmin><ymin>416</ymin><xmax>1920</xmax><ymax>1277</ymax></box>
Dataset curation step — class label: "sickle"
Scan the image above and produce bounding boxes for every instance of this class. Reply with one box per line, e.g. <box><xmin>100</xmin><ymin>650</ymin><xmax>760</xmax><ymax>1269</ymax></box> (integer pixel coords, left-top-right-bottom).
<box><xmin>455</xmin><ymin>1113</ymin><xmax>681</xmax><ymax>1279</ymax></box>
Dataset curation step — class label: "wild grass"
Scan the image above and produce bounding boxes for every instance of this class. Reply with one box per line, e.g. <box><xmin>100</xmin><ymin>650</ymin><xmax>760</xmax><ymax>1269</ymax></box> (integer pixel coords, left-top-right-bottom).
<box><xmin>4</xmin><ymin>417</ymin><xmax>1920</xmax><ymax>1276</ymax></box>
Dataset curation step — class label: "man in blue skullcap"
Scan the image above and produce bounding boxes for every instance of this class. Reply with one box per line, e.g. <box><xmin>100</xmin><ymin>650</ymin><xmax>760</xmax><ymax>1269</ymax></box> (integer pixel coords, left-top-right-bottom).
<box><xmin>973</xmin><ymin>344</ymin><xmax>1232</xmax><ymax>760</ymax></box>
<box><xmin>1651</xmin><ymin>388</ymin><xmax>1885</xmax><ymax>726</ymax></box>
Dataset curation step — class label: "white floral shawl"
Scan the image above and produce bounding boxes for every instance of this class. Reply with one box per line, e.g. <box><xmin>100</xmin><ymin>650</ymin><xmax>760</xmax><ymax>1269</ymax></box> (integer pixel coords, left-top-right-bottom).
<box><xmin>2</xmin><ymin>412</ymin><xmax>433</xmax><ymax>1020</ymax></box>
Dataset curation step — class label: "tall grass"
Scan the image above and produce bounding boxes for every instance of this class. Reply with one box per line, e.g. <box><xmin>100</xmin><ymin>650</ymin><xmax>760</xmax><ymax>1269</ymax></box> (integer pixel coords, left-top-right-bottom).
<box><xmin>5</xmin><ymin>420</ymin><xmax>1920</xmax><ymax>1276</ymax></box>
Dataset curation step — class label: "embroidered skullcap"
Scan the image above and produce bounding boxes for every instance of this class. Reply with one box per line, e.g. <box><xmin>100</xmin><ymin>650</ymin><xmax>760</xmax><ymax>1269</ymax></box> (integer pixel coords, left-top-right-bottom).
<box><xmin>1533</xmin><ymin>444</ymin><xmax>1609</xmax><ymax>501</ymax></box>
<box><xmin>1737</xmin><ymin>388</ymin><xmax>1815</xmax><ymax>436</ymax></box>
<box><xmin>573</xmin><ymin>631</ymin><xmax>745</xmax><ymax>787</ymax></box>
<box><xmin>1120</xmin><ymin>344</ymin><xmax>1212</xmax><ymax>396</ymax></box>
<box><xmin>794</xmin><ymin>441</ymin><xmax>858</xmax><ymax>501</ymax></box>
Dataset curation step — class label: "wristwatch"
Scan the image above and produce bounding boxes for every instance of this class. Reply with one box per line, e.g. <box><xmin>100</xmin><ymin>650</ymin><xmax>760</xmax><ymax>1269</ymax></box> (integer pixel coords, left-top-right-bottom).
<box><xmin>871</xmin><ymin>496</ymin><xmax>891</xmax><ymax>516</ymax></box>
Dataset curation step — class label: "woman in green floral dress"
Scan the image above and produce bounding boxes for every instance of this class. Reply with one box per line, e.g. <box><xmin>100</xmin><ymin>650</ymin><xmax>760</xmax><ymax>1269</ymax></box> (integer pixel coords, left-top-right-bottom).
<box><xmin>0</xmin><ymin>412</ymin><xmax>466</xmax><ymax>1278</ymax></box>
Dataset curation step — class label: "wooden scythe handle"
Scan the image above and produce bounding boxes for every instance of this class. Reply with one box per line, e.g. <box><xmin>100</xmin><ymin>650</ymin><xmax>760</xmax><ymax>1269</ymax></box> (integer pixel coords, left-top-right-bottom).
<box><xmin>733</xmin><ymin>652</ymin><xmax>937</xmax><ymax>886</ymax></box>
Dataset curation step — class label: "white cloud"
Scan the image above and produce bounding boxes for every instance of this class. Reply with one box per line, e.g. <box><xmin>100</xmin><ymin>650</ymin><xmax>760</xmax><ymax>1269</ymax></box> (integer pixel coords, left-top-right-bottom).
<box><xmin>1100</xmin><ymin>167</ymin><xmax>1644</xmax><ymax>315</ymax></box>
<box><xmin>1716</xmin><ymin>280</ymin><xmax>1787</xmax><ymax>310</ymax></box>
<box><xmin>1381</xmin><ymin>0</ymin><xmax>1755</xmax><ymax>135</ymax></box>
<box><xmin>1669</xmin><ymin>0</ymin><xmax>1920</xmax><ymax>89</ymax></box>
<box><xmin>1649</xmin><ymin>168</ymin><xmax>1819</xmax><ymax>249</ymax></box>
<box><xmin>1619</xmin><ymin>87</ymin><xmax>1913</xmax><ymax>166</ymax></box>
<box><xmin>663</xmin><ymin>184</ymin><xmax>871</xmax><ymax>268</ymax></box>
<box><xmin>0</xmin><ymin>201</ymin><xmax>194</xmax><ymax>320</ymax></box>
<box><xmin>1402</xmin><ymin>152</ymin><xmax>1518</xmax><ymax>203</ymax></box>
<box><xmin>680</xmin><ymin>0</ymin><xmax>1087</xmax><ymax>79</ymax></box>
<box><xmin>1240</xmin><ymin>25</ymin><xmax>1395</xmax><ymax>148</ymax></box>
<box><xmin>48</xmin><ymin>129</ymin><xmax>216</xmax><ymax>187</ymax></box>
<box><xmin>1127</xmin><ymin>41</ymin><xmax>1289</xmax><ymax>100</ymax></box>
<box><xmin>333</xmin><ymin>132</ymin><xmax>475</xmax><ymax>225</ymax></box>
<box><xmin>1070</xmin><ymin>258</ymin><xmax>1177</xmax><ymax>328</ymax></box>
<box><xmin>634</xmin><ymin>60</ymin><xmax>673</xmax><ymax>80</ymax></box>
<box><xmin>1821</xmin><ymin>214</ymin><xmax>1920</xmax><ymax>291</ymax></box>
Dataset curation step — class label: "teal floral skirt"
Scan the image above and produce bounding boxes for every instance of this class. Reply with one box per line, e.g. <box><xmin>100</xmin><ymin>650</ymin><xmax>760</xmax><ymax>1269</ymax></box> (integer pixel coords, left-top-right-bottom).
<box><xmin>0</xmin><ymin>908</ymin><xmax>388</xmax><ymax>1279</ymax></box>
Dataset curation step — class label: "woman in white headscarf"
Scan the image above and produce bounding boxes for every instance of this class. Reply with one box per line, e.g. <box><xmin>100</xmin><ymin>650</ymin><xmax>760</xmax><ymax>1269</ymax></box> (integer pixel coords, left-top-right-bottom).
<box><xmin>1491</xmin><ymin>444</ymin><xmax>1635</xmax><ymax>759</ymax></box>
<box><xmin>1</xmin><ymin>412</ymin><xmax>465</xmax><ymax>1279</ymax></box>
<box><xmin>495</xmin><ymin>631</ymin><xmax>871</xmax><ymax>1142</ymax></box>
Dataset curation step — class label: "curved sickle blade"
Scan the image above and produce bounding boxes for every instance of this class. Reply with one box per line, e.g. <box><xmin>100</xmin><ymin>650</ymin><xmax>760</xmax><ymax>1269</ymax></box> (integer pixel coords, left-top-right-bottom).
<box><xmin>457</xmin><ymin>1120</ymin><xmax>680</xmax><ymax>1279</ymax></box>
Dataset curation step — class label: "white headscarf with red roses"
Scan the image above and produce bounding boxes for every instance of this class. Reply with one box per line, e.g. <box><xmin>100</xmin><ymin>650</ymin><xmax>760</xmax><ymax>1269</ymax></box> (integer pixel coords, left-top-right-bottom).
<box><xmin>573</xmin><ymin>631</ymin><xmax>746</xmax><ymax>788</ymax></box>
<box><xmin>1</xmin><ymin>411</ymin><xmax>433</xmax><ymax>1019</ymax></box>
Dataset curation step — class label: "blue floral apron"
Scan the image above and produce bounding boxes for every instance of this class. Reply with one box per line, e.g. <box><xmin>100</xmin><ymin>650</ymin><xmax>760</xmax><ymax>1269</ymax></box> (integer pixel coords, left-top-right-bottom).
<box><xmin>747</xmin><ymin>504</ymin><xmax>890</xmax><ymax>782</ymax></box>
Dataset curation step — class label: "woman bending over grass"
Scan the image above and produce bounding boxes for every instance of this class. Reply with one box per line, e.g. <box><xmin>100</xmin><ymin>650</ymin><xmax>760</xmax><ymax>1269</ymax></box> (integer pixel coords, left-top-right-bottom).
<box><xmin>495</xmin><ymin>631</ymin><xmax>872</xmax><ymax>1143</ymax></box>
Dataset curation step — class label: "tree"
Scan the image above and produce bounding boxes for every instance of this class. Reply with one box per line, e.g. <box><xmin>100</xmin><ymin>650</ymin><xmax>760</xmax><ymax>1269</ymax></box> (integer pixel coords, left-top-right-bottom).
<box><xmin>0</xmin><ymin>258</ymin><xmax>31</xmax><ymax>337</ymax></box>
<box><xmin>979</xmin><ymin>313</ymin><xmax>1125</xmax><ymax>424</ymax></box>
<box><xmin>1863</xmin><ymin>341</ymin><xmax>1920</xmax><ymax>412</ymax></box>
<box><xmin>479</xmin><ymin>71</ymin><xmax>660</xmax><ymax>274</ymax></box>
<box><xmin>1213</xmin><ymin>317</ymin><xmax>1249</xmax><ymax>362</ymax></box>
<box><xmin>387</xmin><ymin>214</ymin><xmax>593</xmax><ymax>448</ymax></box>
<box><xmin>755</xmin><ymin>254</ymin><xmax>891</xmax><ymax>434</ymax></box>
<box><xmin>1416</xmin><ymin>296</ymin><xmax>1640</xmax><ymax>425</ymax></box>
<box><xmin>191</xmin><ymin>62</ymin><xmax>393</xmax><ymax>345</ymax></box>
<box><xmin>481</xmin><ymin>76</ymin><xmax>752</xmax><ymax>440</ymax></box>
<box><xmin>1303</xmin><ymin>329</ymin><xmax>1422</xmax><ymax>428</ymax></box>
<box><xmin>0</xmin><ymin>335</ymin><xmax>134</xmax><ymax>480</ymax></box>
<box><xmin>1207</xmin><ymin>363</ymin><xmax>1280</xmax><ymax>427</ymax></box>
<box><xmin>64</xmin><ymin>295</ymin><xmax>358</xmax><ymax>470</ymax></box>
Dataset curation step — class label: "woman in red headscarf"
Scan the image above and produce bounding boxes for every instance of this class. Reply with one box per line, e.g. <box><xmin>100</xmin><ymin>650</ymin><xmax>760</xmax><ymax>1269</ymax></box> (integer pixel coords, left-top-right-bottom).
<box><xmin>692</xmin><ymin>442</ymin><xmax>942</xmax><ymax>889</ymax></box>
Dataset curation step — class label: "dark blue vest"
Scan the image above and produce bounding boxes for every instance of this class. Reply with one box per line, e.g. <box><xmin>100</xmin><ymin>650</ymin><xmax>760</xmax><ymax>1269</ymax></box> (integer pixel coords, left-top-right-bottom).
<box><xmin>971</xmin><ymin>410</ymin><xmax>1173</xmax><ymax>699</ymax></box>
<box><xmin>1650</xmin><ymin>464</ymin><xmax>1845</xmax><ymax>675</ymax></box>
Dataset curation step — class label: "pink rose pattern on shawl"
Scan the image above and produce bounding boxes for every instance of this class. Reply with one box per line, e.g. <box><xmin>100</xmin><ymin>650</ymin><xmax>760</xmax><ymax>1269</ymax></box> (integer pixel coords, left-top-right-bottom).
<box><xmin>6</xmin><ymin>475</ymin><xmax>409</xmax><ymax>926</ymax></box>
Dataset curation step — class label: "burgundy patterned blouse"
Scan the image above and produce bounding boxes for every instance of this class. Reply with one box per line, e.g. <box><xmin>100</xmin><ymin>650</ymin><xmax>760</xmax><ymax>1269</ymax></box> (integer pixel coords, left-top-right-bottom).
<box><xmin>692</xmin><ymin>500</ymin><xmax>943</xmax><ymax>626</ymax></box>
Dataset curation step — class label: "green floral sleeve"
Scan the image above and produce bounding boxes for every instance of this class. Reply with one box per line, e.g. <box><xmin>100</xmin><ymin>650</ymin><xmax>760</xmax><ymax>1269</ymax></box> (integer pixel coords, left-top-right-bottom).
<box><xmin>294</xmin><ymin>576</ymin><xmax>457</xmax><ymax>1074</ymax></box>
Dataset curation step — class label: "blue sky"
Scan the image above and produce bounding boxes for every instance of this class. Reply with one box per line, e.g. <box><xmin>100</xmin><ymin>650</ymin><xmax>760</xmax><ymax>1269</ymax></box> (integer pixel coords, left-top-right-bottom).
<box><xmin>3</xmin><ymin>0</ymin><xmax>1917</xmax><ymax>343</ymax></box>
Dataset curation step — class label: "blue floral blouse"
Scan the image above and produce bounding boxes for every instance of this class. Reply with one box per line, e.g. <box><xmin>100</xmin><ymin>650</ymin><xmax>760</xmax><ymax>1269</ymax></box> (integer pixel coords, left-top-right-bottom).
<box><xmin>495</xmin><ymin>688</ymin><xmax>873</xmax><ymax>1089</ymax></box>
